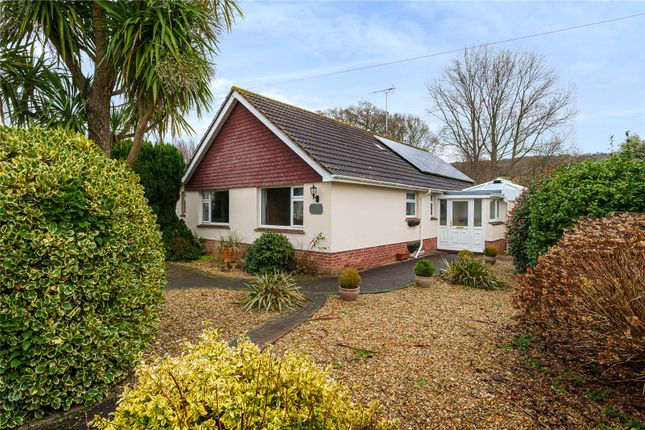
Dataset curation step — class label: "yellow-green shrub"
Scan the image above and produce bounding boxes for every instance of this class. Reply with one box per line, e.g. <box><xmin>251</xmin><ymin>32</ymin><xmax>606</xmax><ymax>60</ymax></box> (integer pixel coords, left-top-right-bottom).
<box><xmin>93</xmin><ymin>331</ymin><xmax>397</xmax><ymax>430</ymax></box>
<box><xmin>0</xmin><ymin>128</ymin><xmax>165</xmax><ymax>428</ymax></box>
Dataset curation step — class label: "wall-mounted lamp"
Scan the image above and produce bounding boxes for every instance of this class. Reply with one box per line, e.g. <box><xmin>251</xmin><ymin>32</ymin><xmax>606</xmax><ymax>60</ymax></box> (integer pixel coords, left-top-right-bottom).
<box><xmin>309</xmin><ymin>184</ymin><xmax>319</xmax><ymax>202</ymax></box>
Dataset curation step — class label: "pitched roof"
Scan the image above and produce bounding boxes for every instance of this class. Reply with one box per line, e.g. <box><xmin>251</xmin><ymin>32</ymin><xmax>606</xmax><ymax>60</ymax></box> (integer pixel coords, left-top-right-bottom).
<box><xmin>185</xmin><ymin>87</ymin><xmax>473</xmax><ymax>191</ymax></box>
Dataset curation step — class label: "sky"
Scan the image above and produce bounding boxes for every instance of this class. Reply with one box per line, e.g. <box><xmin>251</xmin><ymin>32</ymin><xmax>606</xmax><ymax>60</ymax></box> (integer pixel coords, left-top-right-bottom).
<box><xmin>182</xmin><ymin>1</ymin><xmax>645</xmax><ymax>156</ymax></box>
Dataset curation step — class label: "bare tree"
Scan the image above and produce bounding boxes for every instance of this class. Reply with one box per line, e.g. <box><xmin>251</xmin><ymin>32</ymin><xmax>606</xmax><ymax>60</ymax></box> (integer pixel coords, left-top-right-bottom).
<box><xmin>173</xmin><ymin>139</ymin><xmax>199</xmax><ymax>165</ymax></box>
<box><xmin>321</xmin><ymin>101</ymin><xmax>438</xmax><ymax>151</ymax></box>
<box><xmin>428</xmin><ymin>48</ymin><xmax>575</xmax><ymax>181</ymax></box>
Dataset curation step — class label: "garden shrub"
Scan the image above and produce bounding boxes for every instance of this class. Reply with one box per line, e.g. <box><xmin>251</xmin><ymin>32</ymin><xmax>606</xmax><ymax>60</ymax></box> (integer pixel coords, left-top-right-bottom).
<box><xmin>457</xmin><ymin>249</ymin><xmax>475</xmax><ymax>259</ymax></box>
<box><xmin>483</xmin><ymin>246</ymin><xmax>498</xmax><ymax>257</ymax></box>
<box><xmin>245</xmin><ymin>232</ymin><xmax>295</xmax><ymax>274</ymax></box>
<box><xmin>338</xmin><ymin>268</ymin><xmax>362</xmax><ymax>289</ymax></box>
<box><xmin>440</xmin><ymin>257</ymin><xmax>507</xmax><ymax>290</ymax></box>
<box><xmin>242</xmin><ymin>272</ymin><xmax>305</xmax><ymax>312</ymax></box>
<box><xmin>162</xmin><ymin>219</ymin><xmax>203</xmax><ymax>261</ymax></box>
<box><xmin>0</xmin><ymin>128</ymin><xmax>165</xmax><ymax>428</ymax></box>
<box><xmin>508</xmin><ymin>135</ymin><xmax>645</xmax><ymax>271</ymax></box>
<box><xmin>514</xmin><ymin>213</ymin><xmax>645</xmax><ymax>381</ymax></box>
<box><xmin>506</xmin><ymin>189</ymin><xmax>531</xmax><ymax>272</ymax></box>
<box><xmin>93</xmin><ymin>331</ymin><xmax>397</xmax><ymax>430</ymax></box>
<box><xmin>113</xmin><ymin>140</ymin><xmax>202</xmax><ymax>261</ymax></box>
<box><xmin>414</xmin><ymin>260</ymin><xmax>435</xmax><ymax>277</ymax></box>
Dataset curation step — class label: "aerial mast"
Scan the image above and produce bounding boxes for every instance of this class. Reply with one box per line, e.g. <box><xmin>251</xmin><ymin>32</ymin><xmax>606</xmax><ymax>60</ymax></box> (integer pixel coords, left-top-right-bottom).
<box><xmin>372</xmin><ymin>86</ymin><xmax>396</xmax><ymax>134</ymax></box>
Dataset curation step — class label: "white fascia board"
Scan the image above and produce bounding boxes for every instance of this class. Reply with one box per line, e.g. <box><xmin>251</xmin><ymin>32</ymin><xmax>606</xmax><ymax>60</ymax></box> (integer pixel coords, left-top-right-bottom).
<box><xmin>233</xmin><ymin>93</ymin><xmax>333</xmax><ymax>182</ymax></box>
<box><xmin>331</xmin><ymin>175</ymin><xmax>431</xmax><ymax>192</ymax></box>
<box><xmin>182</xmin><ymin>90</ymin><xmax>332</xmax><ymax>184</ymax></box>
<box><xmin>438</xmin><ymin>194</ymin><xmax>504</xmax><ymax>200</ymax></box>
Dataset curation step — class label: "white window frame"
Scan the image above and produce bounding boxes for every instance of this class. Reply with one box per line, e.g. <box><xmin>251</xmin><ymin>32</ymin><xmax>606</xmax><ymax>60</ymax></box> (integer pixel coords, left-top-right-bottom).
<box><xmin>260</xmin><ymin>185</ymin><xmax>304</xmax><ymax>229</ymax></box>
<box><xmin>180</xmin><ymin>191</ymin><xmax>186</xmax><ymax>217</ymax></box>
<box><xmin>489</xmin><ymin>199</ymin><xmax>501</xmax><ymax>220</ymax></box>
<box><xmin>200</xmin><ymin>191</ymin><xmax>230</xmax><ymax>225</ymax></box>
<box><xmin>406</xmin><ymin>192</ymin><xmax>417</xmax><ymax>217</ymax></box>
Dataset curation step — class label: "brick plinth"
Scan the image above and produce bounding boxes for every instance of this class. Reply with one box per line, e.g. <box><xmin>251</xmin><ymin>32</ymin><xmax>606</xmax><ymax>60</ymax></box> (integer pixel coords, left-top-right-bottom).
<box><xmin>484</xmin><ymin>239</ymin><xmax>507</xmax><ymax>255</ymax></box>
<box><xmin>203</xmin><ymin>238</ymin><xmax>438</xmax><ymax>275</ymax></box>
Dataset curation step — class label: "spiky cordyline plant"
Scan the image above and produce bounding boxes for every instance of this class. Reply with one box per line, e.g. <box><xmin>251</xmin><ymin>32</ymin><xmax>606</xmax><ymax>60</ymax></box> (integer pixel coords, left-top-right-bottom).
<box><xmin>242</xmin><ymin>271</ymin><xmax>306</xmax><ymax>312</ymax></box>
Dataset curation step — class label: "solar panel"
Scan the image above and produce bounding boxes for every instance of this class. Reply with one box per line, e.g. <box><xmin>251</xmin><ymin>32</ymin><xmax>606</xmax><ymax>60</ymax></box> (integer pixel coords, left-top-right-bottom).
<box><xmin>375</xmin><ymin>136</ymin><xmax>473</xmax><ymax>183</ymax></box>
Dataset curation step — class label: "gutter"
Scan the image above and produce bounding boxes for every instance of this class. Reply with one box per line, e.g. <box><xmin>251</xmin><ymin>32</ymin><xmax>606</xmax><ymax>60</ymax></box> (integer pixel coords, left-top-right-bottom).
<box><xmin>414</xmin><ymin>189</ymin><xmax>434</xmax><ymax>258</ymax></box>
<box><xmin>331</xmin><ymin>174</ymin><xmax>434</xmax><ymax>192</ymax></box>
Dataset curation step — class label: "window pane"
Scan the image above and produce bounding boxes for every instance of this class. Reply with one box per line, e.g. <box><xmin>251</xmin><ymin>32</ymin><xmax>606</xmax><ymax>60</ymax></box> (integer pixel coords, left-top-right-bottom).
<box><xmin>202</xmin><ymin>202</ymin><xmax>209</xmax><ymax>222</ymax></box>
<box><xmin>201</xmin><ymin>192</ymin><xmax>209</xmax><ymax>201</ymax></box>
<box><xmin>292</xmin><ymin>187</ymin><xmax>304</xmax><ymax>197</ymax></box>
<box><xmin>489</xmin><ymin>200</ymin><xmax>496</xmax><ymax>219</ymax></box>
<box><xmin>263</xmin><ymin>188</ymin><xmax>290</xmax><ymax>226</ymax></box>
<box><xmin>440</xmin><ymin>200</ymin><xmax>447</xmax><ymax>225</ymax></box>
<box><xmin>452</xmin><ymin>201</ymin><xmax>468</xmax><ymax>227</ymax></box>
<box><xmin>474</xmin><ymin>199</ymin><xmax>482</xmax><ymax>227</ymax></box>
<box><xmin>406</xmin><ymin>202</ymin><xmax>416</xmax><ymax>216</ymax></box>
<box><xmin>292</xmin><ymin>201</ymin><xmax>303</xmax><ymax>225</ymax></box>
<box><xmin>211</xmin><ymin>191</ymin><xmax>229</xmax><ymax>223</ymax></box>
<box><xmin>406</xmin><ymin>192</ymin><xmax>415</xmax><ymax>200</ymax></box>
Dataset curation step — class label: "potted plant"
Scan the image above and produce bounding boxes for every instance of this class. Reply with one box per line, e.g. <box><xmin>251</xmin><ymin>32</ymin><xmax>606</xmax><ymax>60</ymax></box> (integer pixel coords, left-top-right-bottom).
<box><xmin>338</xmin><ymin>268</ymin><xmax>361</xmax><ymax>301</ymax></box>
<box><xmin>483</xmin><ymin>246</ymin><xmax>498</xmax><ymax>265</ymax></box>
<box><xmin>414</xmin><ymin>260</ymin><xmax>435</xmax><ymax>288</ymax></box>
<box><xmin>218</xmin><ymin>232</ymin><xmax>242</xmax><ymax>266</ymax></box>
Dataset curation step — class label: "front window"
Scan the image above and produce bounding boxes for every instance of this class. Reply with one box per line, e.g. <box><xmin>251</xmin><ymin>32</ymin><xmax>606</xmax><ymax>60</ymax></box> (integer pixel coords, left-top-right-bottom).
<box><xmin>180</xmin><ymin>191</ymin><xmax>186</xmax><ymax>216</ymax></box>
<box><xmin>474</xmin><ymin>199</ymin><xmax>482</xmax><ymax>227</ymax></box>
<box><xmin>439</xmin><ymin>200</ymin><xmax>447</xmax><ymax>226</ymax></box>
<box><xmin>489</xmin><ymin>200</ymin><xmax>500</xmax><ymax>220</ymax></box>
<box><xmin>201</xmin><ymin>191</ymin><xmax>229</xmax><ymax>223</ymax></box>
<box><xmin>406</xmin><ymin>192</ymin><xmax>416</xmax><ymax>216</ymax></box>
<box><xmin>261</xmin><ymin>186</ymin><xmax>304</xmax><ymax>227</ymax></box>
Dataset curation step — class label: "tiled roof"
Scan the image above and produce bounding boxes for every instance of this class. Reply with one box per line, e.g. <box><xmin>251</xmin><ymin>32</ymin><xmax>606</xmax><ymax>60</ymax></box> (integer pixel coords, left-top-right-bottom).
<box><xmin>235</xmin><ymin>87</ymin><xmax>473</xmax><ymax>191</ymax></box>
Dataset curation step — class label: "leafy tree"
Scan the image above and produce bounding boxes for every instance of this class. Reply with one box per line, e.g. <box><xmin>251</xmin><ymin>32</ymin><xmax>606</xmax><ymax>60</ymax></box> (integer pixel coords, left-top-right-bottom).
<box><xmin>321</xmin><ymin>101</ymin><xmax>438</xmax><ymax>150</ymax></box>
<box><xmin>0</xmin><ymin>0</ymin><xmax>241</xmax><ymax>165</ymax></box>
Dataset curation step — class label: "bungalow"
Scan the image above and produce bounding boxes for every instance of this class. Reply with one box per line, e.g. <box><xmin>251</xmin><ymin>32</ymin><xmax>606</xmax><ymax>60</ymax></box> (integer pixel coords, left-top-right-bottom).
<box><xmin>179</xmin><ymin>87</ymin><xmax>518</xmax><ymax>273</ymax></box>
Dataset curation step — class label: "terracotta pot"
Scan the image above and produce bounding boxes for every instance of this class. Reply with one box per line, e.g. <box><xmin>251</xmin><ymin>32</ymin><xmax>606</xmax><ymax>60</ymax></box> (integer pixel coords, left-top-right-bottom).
<box><xmin>484</xmin><ymin>255</ymin><xmax>496</xmax><ymax>265</ymax></box>
<box><xmin>220</xmin><ymin>248</ymin><xmax>235</xmax><ymax>264</ymax></box>
<box><xmin>338</xmin><ymin>285</ymin><xmax>360</xmax><ymax>301</ymax></box>
<box><xmin>415</xmin><ymin>275</ymin><xmax>433</xmax><ymax>288</ymax></box>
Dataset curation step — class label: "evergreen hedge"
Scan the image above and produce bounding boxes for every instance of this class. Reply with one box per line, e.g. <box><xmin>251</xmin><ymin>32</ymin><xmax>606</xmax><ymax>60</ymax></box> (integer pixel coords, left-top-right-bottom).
<box><xmin>0</xmin><ymin>128</ymin><xmax>165</xmax><ymax>427</ymax></box>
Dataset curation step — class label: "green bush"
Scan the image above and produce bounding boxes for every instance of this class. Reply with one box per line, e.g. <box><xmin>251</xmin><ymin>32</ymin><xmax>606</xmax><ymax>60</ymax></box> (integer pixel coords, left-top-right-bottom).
<box><xmin>162</xmin><ymin>219</ymin><xmax>203</xmax><ymax>261</ymax></box>
<box><xmin>245</xmin><ymin>233</ymin><xmax>295</xmax><ymax>274</ymax></box>
<box><xmin>93</xmin><ymin>332</ymin><xmax>397</xmax><ymax>430</ymax></box>
<box><xmin>242</xmin><ymin>272</ymin><xmax>305</xmax><ymax>312</ymax></box>
<box><xmin>440</xmin><ymin>257</ymin><xmax>507</xmax><ymax>290</ymax></box>
<box><xmin>506</xmin><ymin>190</ymin><xmax>531</xmax><ymax>272</ymax></box>
<box><xmin>338</xmin><ymin>268</ymin><xmax>361</xmax><ymax>289</ymax></box>
<box><xmin>414</xmin><ymin>260</ymin><xmax>435</xmax><ymax>277</ymax></box>
<box><xmin>483</xmin><ymin>246</ymin><xmax>498</xmax><ymax>257</ymax></box>
<box><xmin>113</xmin><ymin>140</ymin><xmax>202</xmax><ymax>261</ymax></box>
<box><xmin>509</xmin><ymin>135</ymin><xmax>645</xmax><ymax>271</ymax></box>
<box><xmin>0</xmin><ymin>127</ymin><xmax>165</xmax><ymax>428</ymax></box>
<box><xmin>457</xmin><ymin>249</ymin><xmax>475</xmax><ymax>259</ymax></box>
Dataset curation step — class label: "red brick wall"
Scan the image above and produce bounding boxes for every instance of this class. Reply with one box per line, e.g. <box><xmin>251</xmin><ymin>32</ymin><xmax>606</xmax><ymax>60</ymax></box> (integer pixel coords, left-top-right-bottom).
<box><xmin>484</xmin><ymin>239</ymin><xmax>507</xmax><ymax>255</ymax></box>
<box><xmin>186</xmin><ymin>103</ymin><xmax>322</xmax><ymax>190</ymax></box>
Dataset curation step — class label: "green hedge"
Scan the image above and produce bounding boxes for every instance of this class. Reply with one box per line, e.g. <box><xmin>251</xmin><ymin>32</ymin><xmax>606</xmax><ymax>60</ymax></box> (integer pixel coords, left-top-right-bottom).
<box><xmin>508</xmin><ymin>134</ymin><xmax>645</xmax><ymax>271</ymax></box>
<box><xmin>0</xmin><ymin>128</ymin><xmax>165</xmax><ymax>428</ymax></box>
<box><xmin>112</xmin><ymin>140</ymin><xmax>202</xmax><ymax>260</ymax></box>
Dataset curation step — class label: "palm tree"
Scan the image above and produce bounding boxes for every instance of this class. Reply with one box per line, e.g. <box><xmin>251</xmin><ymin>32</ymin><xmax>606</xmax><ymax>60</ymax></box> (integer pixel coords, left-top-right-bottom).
<box><xmin>0</xmin><ymin>0</ymin><xmax>240</xmax><ymax>165</ymax></box>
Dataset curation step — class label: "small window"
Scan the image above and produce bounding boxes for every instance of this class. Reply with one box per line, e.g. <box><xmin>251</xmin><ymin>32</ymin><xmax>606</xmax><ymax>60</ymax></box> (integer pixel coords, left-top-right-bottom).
<box><xmin>430</xmin><ymin>198</ymin><xmax>434</xmax><ymax>217</ymax></box>
<box><xmin>180</xmin><ymin>191</ymin><xmax>186</xmax><ymax>217</ymax></box>
<box><xmin>474</xmin><ymin>199</ymin><xmax>482</xmax><ymax>227</ymax></box>
<box><xmin>406</xmin><ymin>192</ymin><xmax>416</xmax><ymax>216</ymax></box>
<box><xmin>261</xmin><ymin>186</ymin><xmax>304</xmax><ymax>227</ymax></box>
<box><xmin>439</xmin><ymin>200</ymin><xmax>447</xmax><ymax>226</ymax></box>
<box><xmin>489</xmin><ymin>200</ymin><xmax>500</xmax><ymax>220</ymax></box>
<box><xmin>201</xmin><ymin>191</ymin><xmax>229</xmax><ymax>223</ymax></box>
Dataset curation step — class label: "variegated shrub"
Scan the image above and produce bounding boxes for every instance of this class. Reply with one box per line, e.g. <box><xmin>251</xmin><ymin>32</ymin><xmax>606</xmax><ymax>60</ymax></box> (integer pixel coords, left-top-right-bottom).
<box><xmin>0</xmin><ymin>128</ymin><xmax>165</xmax><ymax>428</ymax></box>
<box><xmin>93</xmin><ymin>331</ymin><xmax>398</xmax><ymax>430</ymax></box>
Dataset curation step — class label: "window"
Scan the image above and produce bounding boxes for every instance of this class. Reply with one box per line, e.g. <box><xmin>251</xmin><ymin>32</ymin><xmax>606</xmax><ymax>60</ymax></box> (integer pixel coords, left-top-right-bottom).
<box><xmin>474</xmin><ymin>199</ymin><xmax>482</xmax><ymax>227</ymax></box>
<box><xmin>452</xmin><ymin>201</ymin><xmax>468</xmax><ymax>227</ymax></box>
<box><xmin>201</xmin><ymin>191</ymin><xmax>229</xmax><ymax>223</ymax></box>
<box><xmin>439</xmin><ymin>200</ymin><xmax>447</xmax><ymax>226</ymax></box>
<box><xmin>180</xmin><ymin>191</ymin><xmax>186</xmax><ymax>217</ymax></box>
<box><xmin>406</xmin><ymin>192</ymin><xmax>416</xmax><ymax>216</ymax></box>
<box><xmin>489</xmin><ymin>199</ymin><xmax>500</xmax><ymax>220</ymax></box>
<box><xmin>261</xmin><ymin>186</ymin><xmax>304</xmax><ymax>227</ymax></box>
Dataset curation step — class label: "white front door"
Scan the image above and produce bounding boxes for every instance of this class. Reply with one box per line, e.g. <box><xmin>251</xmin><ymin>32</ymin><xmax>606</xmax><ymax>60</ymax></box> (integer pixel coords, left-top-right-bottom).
<box><xmin>437</xmin><ymin>199</ymin><xmax>484</xmax><ymax>252</ymax></box>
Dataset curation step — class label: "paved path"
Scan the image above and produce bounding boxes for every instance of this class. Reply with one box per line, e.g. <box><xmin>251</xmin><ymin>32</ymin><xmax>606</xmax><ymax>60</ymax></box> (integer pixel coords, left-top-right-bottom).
<box><xmin>167</xmin><ymin>252</ymin><xmax>457</xmax><ymax>346</ymax></box>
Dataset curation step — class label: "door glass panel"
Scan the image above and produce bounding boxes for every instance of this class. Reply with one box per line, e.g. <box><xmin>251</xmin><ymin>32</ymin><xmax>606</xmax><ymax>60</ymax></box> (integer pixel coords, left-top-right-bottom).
<box><xmin>452</xmin><ymin>201</ymin><xmax>468</xmax><ymax>227</ymax></box>
<box><xmin>439</xmin><ymin>200</ymin><xmax>447</xmax><ymax>226</ymax></box>
<box><xmin>474</xmin><ymin>199</ymin><xmax>482</xmax><ymax>227</ymax></box>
